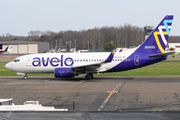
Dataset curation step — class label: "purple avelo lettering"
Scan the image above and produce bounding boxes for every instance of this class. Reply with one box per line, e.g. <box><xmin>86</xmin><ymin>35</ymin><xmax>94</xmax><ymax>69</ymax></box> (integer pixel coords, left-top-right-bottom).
<box><xmin>42</xmin><ymin>57</ymin><xmax>49</xmax><ymax>66</ymax></box>
<box><xmin>61</xmin><ymin>55</ymin><xmax>63</xmax><ymax>67</ymax></box>
<box><xmin>64</xmin><ymin>57</ymin><xmax>74</xmax><ymax>66</ymax></box>
<box><xmin>32</xmin><ymin>55</ymin><xmax>74</xmax><ymax>67</ymax></box>
<box><xmin>50</xmin><ymin>57</ymin><xmax>59</xmax><ymax>67</ymax></box>
<box><xmin>32</xmin><ymin>57</ymin><xmax>41</xmax><ymax>67</ymax></box>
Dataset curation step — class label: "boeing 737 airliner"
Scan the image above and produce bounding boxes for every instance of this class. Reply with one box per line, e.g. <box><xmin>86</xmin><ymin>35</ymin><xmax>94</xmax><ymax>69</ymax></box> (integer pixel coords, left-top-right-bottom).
<box><xmin>5</xmin><ymin>15</ymin><xmax>174</xmax><ymax>80</ymax></box>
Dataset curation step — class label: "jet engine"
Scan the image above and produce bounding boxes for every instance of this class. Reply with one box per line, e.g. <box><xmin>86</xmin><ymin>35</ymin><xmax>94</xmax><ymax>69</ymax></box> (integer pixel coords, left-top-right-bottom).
<box><xmin>54</xmin><ymin>68</ymin><xmax>79</xmax><ymax>78</ymax></box>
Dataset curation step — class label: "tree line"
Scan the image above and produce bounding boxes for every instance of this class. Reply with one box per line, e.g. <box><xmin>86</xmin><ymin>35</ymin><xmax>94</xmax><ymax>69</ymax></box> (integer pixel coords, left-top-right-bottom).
<box><xmin>0</xmin><ymin>24</ymin><xmax>179</xmax><ymax>50</ymax></box>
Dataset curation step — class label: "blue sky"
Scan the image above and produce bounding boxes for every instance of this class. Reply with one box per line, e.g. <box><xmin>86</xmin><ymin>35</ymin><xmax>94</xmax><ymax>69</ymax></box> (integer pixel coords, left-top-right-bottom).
<box><xmin>0</xmin><ymin>0</ymin><xmax>179</xmax><ymax>36</ymax></box>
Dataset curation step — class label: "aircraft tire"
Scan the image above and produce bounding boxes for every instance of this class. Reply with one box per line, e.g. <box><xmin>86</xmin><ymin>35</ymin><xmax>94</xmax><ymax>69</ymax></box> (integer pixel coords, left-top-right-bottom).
<box><xmin>89</xmin><ymin>73</ymin><xmax>93</xmax><ymax>79</ymax></box>
<box><xmin>85</xmin><ymin>74</ymin><xmax>91</xmax><ymax>80</ymax></box>
<box><xmin>23</xmin><ymin>75</ymin><xmax>28</xmax><ymax>80</ymax></box>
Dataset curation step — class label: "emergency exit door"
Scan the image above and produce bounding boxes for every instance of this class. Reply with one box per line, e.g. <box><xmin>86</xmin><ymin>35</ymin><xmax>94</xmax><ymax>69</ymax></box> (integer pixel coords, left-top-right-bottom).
<box><xmin>26</xmin><ymin>57</ymin><xmax>31</xmax><ymax>67</ymax></box>
<box><xmin>134</xmin><ymin>55</ymin><xmax>139</xmax><ymax>65</ymax></box>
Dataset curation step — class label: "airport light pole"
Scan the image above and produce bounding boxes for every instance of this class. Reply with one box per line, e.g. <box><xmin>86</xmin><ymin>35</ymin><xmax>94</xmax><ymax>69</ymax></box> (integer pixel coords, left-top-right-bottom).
<box><xmin>66</xmin><ymin>41</ymin><xmax>68</xmax><ymax>52</ymax></box>
<box><xmin>51</xmin><ymin>41</ymin><xmax>53</xmax><ymax>51</ymax></box>
<box><xmin>59</xmin><ymin>39</ymin><xmax>61</xmax><ymax>53</ymax></box>
<box><xmin>75</xmin><ymin>39</ymin><xmax>76</xmax><ymax>51</ymax></box>
<box><xmin>56</xmin><ymin>40</ymin><xmax>57</xmax><ymax>52</ymax></box>
<box><xmin>87</xmin><ymin>41</ymin><xmax>89</xmax><ymax>50</ymax></box>
<box><xmin>69</xmin><ymin>41</ymin><xmax>71</xmax><ymax>51</ymax></box>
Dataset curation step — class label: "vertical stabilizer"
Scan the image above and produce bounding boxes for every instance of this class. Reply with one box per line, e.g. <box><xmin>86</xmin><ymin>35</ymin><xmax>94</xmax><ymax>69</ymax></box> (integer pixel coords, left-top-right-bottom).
<box><xmin>136</xmin><ymin>15</ymin><xmax>173</xmax><ymax>54</ymax></box>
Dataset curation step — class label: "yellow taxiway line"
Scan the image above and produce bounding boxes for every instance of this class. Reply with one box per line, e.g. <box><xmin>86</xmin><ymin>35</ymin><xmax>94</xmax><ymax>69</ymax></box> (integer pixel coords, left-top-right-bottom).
<box><xmin>97</xmin><ymin>82</ymin><xmax>121</xmax><ymax>111</ymax></box>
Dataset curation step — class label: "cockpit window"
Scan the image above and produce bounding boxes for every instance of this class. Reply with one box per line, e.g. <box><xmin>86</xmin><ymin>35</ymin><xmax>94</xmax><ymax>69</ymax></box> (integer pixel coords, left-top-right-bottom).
<box><xmin>13</xmin><ymin>59</ymin><xmax>20</xmax><ymax>62</ymax></box>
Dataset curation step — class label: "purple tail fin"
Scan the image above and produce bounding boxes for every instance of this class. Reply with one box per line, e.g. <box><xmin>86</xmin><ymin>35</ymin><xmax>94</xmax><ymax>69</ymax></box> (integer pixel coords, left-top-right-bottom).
<box><xmin>136</xmin><ymin>15</ymin><xmax>173</xmax><ymax>54</ymax></box>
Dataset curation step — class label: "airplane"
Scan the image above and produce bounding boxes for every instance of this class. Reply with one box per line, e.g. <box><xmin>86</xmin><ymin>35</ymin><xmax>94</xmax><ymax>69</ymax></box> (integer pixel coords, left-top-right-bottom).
<box><xmin>0</xmin><ymin>47</ymin><xmax>8</xmax><ymax>53</ymax></box>
<box><xmin>0</xmin><ymin>46</ymin><xmax>13</xmax><ymax>53</ymax></box>
<box><xmin>5</xmin><ymin>15</ymin><xmax>174</xmax><ymax>80</ymax></box>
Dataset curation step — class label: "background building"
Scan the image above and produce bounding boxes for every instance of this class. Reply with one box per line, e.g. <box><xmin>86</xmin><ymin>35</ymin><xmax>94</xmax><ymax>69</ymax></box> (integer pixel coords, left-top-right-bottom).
<box><xmin>0</xmin><ymin>40</ymin><xmax>49</xmax><ymax>54</ymax></box>
<box><xmin>144</xmin><ymin>26</ymin><xmax>154</xmax><ymax>40</ymax></box>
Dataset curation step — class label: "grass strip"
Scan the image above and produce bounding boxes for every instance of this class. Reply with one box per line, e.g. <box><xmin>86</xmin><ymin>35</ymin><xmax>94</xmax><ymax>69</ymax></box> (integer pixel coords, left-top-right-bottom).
<box><xmin>0</xmin><ymin>62</ymin><xmax>180</xmax><ymax>77</ymax></box>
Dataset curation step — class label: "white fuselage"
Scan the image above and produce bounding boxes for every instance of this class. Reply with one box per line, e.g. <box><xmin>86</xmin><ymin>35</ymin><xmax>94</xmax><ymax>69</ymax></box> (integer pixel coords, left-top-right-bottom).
<box><xmin>5</xmin><ymin>48</ymin><xmax>137</xmax><ymax>74</ymax></box>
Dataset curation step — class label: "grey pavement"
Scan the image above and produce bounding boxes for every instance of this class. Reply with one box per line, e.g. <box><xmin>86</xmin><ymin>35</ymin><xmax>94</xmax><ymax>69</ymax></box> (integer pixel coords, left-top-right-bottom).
<box><xmin>0</xmin><ymin>76</ymin><xmax>180</xmax><ymax>119</ymax></box>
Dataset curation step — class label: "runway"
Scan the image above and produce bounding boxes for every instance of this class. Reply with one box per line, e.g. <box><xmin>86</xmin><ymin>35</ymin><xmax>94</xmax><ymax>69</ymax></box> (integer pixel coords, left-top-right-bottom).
<box><xmin>0</xmin><ymin>76</ymin><xmax>180</xmax><ymax>111</ymax></box>
<box><xmin>1</xmin><ymin>111</ymin><xmax>180</xmax><ymax>120</ymax></box>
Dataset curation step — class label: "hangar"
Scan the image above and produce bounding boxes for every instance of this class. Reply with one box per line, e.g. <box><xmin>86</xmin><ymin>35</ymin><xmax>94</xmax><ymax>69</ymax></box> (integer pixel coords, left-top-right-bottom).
<box><xmin>0</xmin><ymin>40</ymin><xmax>49</xmax><ymax>54</ymax></box>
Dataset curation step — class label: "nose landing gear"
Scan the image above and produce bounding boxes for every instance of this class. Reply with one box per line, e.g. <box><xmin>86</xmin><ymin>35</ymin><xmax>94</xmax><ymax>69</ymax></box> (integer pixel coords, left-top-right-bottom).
<box><xmin>23</xmin><ymin>74</ymin><xmax>28</xmax><ymax>80</ymax></box>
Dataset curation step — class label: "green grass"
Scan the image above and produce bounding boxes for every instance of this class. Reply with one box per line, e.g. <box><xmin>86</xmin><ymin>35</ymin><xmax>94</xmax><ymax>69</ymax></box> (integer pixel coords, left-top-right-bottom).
<box><xmin>0</xmin><ymin>59</ymin><xmax>13</xmax><ymax>62</ymax></box>
<box><xmin>96</xmin><ymin>62</ymin><xmax>180</xmax><ymax>76</ymax></box>
<box><xmin>166</xmin><ymin>57</ymin><xmax>180</xmax><ymax>60</ymax></box>
<box><xmin>0</xmin><ymin>62</ymin><xmax>180</xmax><ymax>76</ymax></box>
<box><xmin>0</xmin><ymin>64</ymin><xmax>54</xmax><ymax>76</ymax></box>
<box><xmin>0</xmin><ymin>64</ymin><xmax>17</xmax><ymax>76</ymax></box>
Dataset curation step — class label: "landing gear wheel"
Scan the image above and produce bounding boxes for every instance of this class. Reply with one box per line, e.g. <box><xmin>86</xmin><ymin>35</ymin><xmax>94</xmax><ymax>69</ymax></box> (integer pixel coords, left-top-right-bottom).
<box><xmin>89</xmin><ymin>73</ymin><xmax>93</xmax><ymax>79</ymax></box>
<box><xmin>85</xmin><ymin>74</ymin><xmax>91</xmax><ymax>80</ymax></box>
<box><xmin>23</xmin><ymin>75</ymin><xmax>28</xmax><ymax>80</ymax></box>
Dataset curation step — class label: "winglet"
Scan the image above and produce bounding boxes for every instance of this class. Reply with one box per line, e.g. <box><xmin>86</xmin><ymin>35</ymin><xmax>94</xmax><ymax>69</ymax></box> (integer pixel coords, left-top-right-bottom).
<box><xmin>119</xmin><ymin>47</ymin><xmax>124</xmax><ymax>52</ymax></box>
<box><xmin>104</xmin><ymin>52</ymin><xmax>114</xmax><ymax>62</ymax></box>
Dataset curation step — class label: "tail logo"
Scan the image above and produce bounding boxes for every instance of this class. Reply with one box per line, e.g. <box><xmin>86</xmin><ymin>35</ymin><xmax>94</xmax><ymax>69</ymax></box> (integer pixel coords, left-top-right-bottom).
<box><xmin>112</xmin><ymin>52</ymin><xmax>115</xmax><ymax>56</ymax></box>
<box><xmin>153</xmin><ymin>19</ymin><xmax>172</xmax><ymax>53</ymax></box>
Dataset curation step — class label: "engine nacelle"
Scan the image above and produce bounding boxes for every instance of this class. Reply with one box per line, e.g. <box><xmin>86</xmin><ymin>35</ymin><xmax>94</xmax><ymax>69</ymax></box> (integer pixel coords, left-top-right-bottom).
<box><xmin>54</xmin><ymin>67</ymin><xmax>78</xmax><ymax>78</ymax></box>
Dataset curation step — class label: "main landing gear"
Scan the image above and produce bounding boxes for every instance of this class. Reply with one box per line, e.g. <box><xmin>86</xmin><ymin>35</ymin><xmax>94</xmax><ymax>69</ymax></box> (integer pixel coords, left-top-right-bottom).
<box><xmin>85</xmin><ymin>73</ymin><xmax>93</xmax><ymax>80</ymax></box>
<box><xmin>23</xmin><ymin>74</ymin><xmax>28</xmax><ymax>80</ymax></box>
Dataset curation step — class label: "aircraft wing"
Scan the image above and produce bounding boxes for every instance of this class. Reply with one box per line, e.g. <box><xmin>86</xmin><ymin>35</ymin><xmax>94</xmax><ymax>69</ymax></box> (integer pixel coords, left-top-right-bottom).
<box><xmin>73</xmin><ymin>62</ymin><xmax>101</xmax><ymax>72</ymax></box>
<box><xmin>150</xmin><ymin>51</ymin><xmax>175</xmax><ymax>57</ymax></box>
<box><xmin>73</xmin><ymin>52</ymin><xmax>114</xmax><ymax>73</ymax></box>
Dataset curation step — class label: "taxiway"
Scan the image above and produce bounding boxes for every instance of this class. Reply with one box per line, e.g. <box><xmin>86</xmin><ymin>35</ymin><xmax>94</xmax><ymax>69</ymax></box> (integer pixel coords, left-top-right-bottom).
<box><xmin>0</xmin><ymin>76</ymin><xmax>180</xmax><ymax>111</ymax></box>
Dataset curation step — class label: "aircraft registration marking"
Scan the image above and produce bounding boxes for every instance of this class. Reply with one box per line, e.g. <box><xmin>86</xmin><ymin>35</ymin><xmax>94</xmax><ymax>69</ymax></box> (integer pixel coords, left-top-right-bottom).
<box><xmin>97</xmin><ymin>82</ymin><xmax>121</xmax><ymax>111</ymax></box>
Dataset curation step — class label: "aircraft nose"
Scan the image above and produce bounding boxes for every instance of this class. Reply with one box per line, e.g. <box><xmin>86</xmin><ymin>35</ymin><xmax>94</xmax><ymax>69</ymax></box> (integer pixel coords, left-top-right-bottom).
<box><xmin>5</xmin><ymin>62</ymin><xmax>11</xmax><ymax>70</ymax></box>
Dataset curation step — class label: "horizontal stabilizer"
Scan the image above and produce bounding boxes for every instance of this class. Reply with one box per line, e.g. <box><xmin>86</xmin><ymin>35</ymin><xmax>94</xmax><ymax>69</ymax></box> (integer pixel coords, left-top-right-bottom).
<box><xmin>150</xmin><ymin>51</ymin><xmax>175</xmax><ymax>57</ymax></box>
